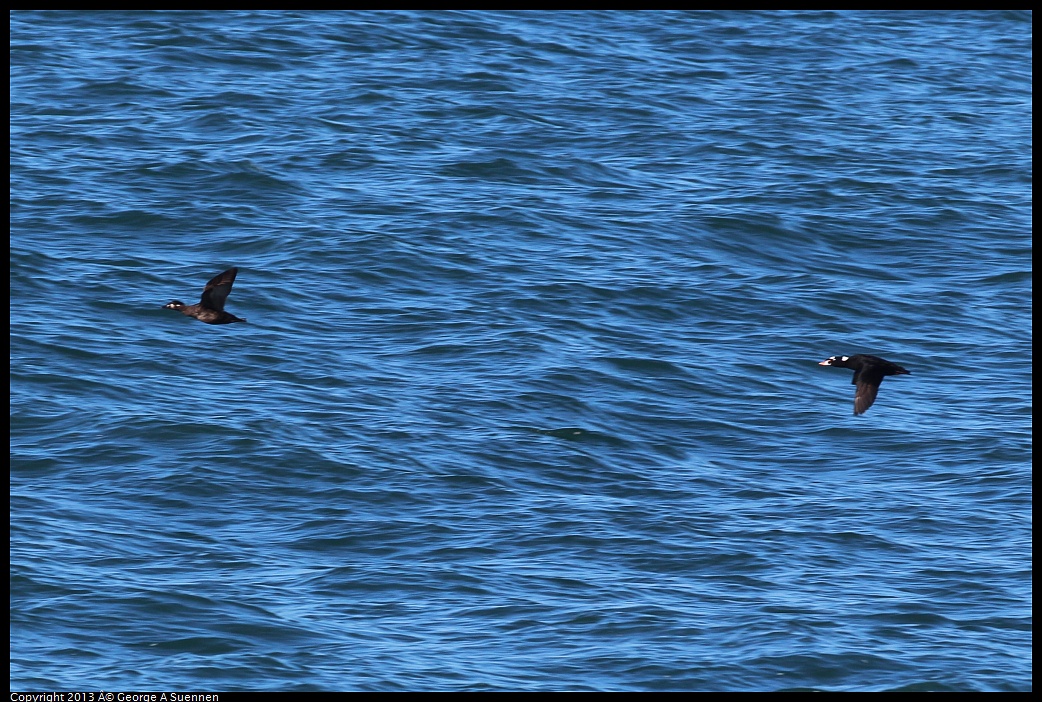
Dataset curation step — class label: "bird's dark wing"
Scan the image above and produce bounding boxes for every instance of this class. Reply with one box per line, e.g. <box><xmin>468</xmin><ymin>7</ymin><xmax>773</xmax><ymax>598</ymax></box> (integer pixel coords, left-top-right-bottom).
<box><xmin>200</xmin><ymin>268</ymin><xmax>237</xmax><ymax>311</ymax></box>
<box><xmin>853</xmin><ymin>381</ymin><xmax>880</xmax><ymax>415</ymax></box>
<box><xmin>852</xmin><ymin>367</ymin><xmax>886</xmax><ymax>415</ymax></box>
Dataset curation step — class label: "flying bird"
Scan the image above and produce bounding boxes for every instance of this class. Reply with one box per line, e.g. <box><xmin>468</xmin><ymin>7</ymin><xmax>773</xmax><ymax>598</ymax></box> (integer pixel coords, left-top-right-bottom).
<box><xmin>818</xmin><ymin>354</ymin><xmax>909</xmax><ymax>415</ymax></box>
<box><xmin>163</xmin><ymin>267</ymin><xmax>247</xmax><ymax>324</ymax></box>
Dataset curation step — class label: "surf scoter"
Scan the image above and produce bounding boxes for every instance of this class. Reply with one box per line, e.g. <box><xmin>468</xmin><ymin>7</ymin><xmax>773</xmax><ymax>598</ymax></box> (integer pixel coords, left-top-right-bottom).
<box><xmin>818</xmin><ymin>354</ymin><xmax>909</xmax><ymax>415</ymax></box>
<box><xmin>163</xmin><ymin>267</ymin><xmax>246</xmax><ymax>324</ymax></box>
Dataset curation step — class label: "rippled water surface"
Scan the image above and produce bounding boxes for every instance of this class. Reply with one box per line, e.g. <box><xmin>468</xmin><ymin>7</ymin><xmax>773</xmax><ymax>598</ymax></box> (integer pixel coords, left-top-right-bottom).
<box><xmin>10</xmin><ymin>10</ymin><xmax>1031</xmax><ymax>691</ymax></box>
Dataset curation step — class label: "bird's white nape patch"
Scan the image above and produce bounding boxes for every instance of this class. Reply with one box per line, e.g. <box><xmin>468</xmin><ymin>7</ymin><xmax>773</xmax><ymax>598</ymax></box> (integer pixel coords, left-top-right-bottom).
<box><xmin>840</xmin><ymin>356</ymin><xmax>849</xmax><ymax>361</ymax></box>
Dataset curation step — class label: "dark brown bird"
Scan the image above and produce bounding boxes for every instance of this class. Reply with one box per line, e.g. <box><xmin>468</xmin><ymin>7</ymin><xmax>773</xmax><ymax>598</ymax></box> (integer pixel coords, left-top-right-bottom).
<box><xmin>163</xmin><ymin>267</ymin><xmax>246</xmax><ymax>324</ymax></box>
<box><xmin>818</xmin><ymin>354</ymin><xmax>909</xmax><ymax>415</ymax></box>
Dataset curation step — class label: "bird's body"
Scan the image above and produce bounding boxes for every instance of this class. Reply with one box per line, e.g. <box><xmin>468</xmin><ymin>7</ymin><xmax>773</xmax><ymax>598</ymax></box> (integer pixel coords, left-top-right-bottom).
<box><xmin>818</xmin><ymin>354</ymin><xmax>909</xmax><ymax>415</ymax></box>
<box><xmin>163</xmin><ymin>267</ymin><xmax>246</xmax><ymax>324</ymax></box>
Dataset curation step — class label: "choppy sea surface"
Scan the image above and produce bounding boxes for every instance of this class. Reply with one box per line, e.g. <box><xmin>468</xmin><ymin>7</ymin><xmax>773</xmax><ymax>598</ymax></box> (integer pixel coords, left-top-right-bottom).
<box><xmin>10</xmin><ymin>10</ymin><xmax>1031</xmax><ymax>692</ymax></box>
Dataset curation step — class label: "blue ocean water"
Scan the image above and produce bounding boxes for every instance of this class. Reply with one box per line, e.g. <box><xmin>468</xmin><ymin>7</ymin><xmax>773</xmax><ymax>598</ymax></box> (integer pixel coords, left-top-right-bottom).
<box><xmin>9</xmin><ymin>10</ymin><xmax>1031</xmax><ymax>692</ymax></box>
